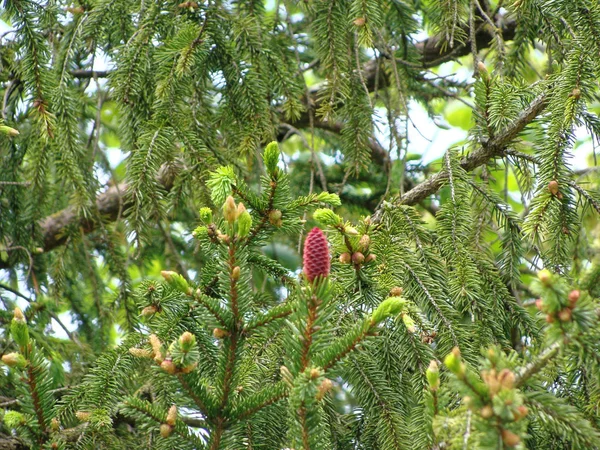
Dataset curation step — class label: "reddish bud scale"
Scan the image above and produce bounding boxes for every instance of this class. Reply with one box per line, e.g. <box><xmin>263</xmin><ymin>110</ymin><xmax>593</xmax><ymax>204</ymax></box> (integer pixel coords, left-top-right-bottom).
<box><xmin>303</xmin><ymin>228</ymin><xmax>330</xmax><ymax>282</ymax></box>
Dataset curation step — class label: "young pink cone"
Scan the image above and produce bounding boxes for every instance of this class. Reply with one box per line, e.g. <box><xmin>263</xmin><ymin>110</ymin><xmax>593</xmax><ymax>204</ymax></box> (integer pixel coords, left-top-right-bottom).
<box><xmin>303</xmin><ymin>227</ymin><xmax>330</xmax><ymax>282</ymax></box>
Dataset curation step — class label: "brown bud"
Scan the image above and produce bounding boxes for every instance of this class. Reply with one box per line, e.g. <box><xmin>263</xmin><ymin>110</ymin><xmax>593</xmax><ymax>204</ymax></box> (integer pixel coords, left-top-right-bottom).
<box><xmin>180</xmin><ymin>362</ymin><xmax>197</xmax><ymax>374</ymax></box>
<box><xmin>141</xmin><ymin>305</ymin><xmax>158</xmax><ymax>317</ymax></box>
<box><xmin>568</xmin><ymin>290</ymin><xmax>580</xmax><ymax>307</ymax></box>
<box><xmin>570</xmin><ymin>88</ymin><xmax>581</xmax><ymax>99</ymax></box>
<box><xmin>51</xmin><ymin>417</ymin><xmax>60</xmax><ymax>431</ymax></box>
<box><xmin>480</xmin><ymin>405</ymin><xmax>494</xmax><ymax>419</ymax></box>
<box><xmin>223</xmin><ymin>196</ymin><xmax>237</xmax><ymax>223</ymax></box>
<box><xmin>358</xmin><ymin>235</ymin><xmax>371</xmax><ymax>252</ymax></box>
<box><xmin>2</xmin><ymin>352</ymin><xmax>25</xmax><ymax>368</ymax></box>
<box><xmin>477</xmin><ymin>61</ymin><xmax>487</xmax><ymax>74</ymax></box>
<box><xmin>538</xmin><ymin>269</ymin><xmax>552</xmax><ymax>284</ymax></box>
<box><xmin>535</xmin><ymin>298</ymin><xmax>544</xmax><ymax>311</ymax></box>
<box><xmin>546</xmin><ymin>314</ymin><xmax>555</xmax><ymax>323</ymax></box>
<box><xmin>513</xmin><ymin>405</ymin><xmax>528</xmax><ymax>420</ymax></box>
<box><xmin>339</xmin><ymin>252</ymin><xmax>351</xmax><ymax>264</ymax></box>
<box><xmin>160</xmin><ymin>358</ymin><xmax>177</xmax><ymax>374</ymax></box>
<box><xmin>66</xmin><ymin>6</ymin><xmax>85</xmax><ymax>14</ymax></box>
<box><xmin>352</xmin><ymin>252</ymin><xmax>365</xmax><ymax>265</ymax></box>
<box><xmin>364</xmin><ymin>254</ymin><xmax>377</xmax><ymax>263</ymax></box>
<box><xmin>232</xmin><ymin>266</ymin><xmax>241</xmax><ymax>280</ymax></box>
<box><xmin>486</xmin><ymin>371</ymin><xmax>501</xmax><ymax>396</ymax></box>
<box><xmin>548</xmin><ymin>180</ymin><xmax>559</xmax><ymax>196</ymax></box>
<box><xmin>236</xmin><ymin>202</ymin><xmax>247</xmax><ymax>218</ymax></box>
<box><xmin>386</xmin><ymin>288</ymin><xmax>401</xmax><ymax>298</ymax></box>
<box><xmin>309</xmin><ymin>368</ymin><xmax>321</xmax><ymax>379</ymax></box>
<box><xmin>166</xmin><ymin>405</ymin><xmax>177</xmax><ymax>426</ymax></box>
<box><xmin>218</xmin><ymin>233</ymin><xmax>230</xmax><ymax>244</ymax></box>
<box><xmin>179</xmin><ymin>331</ymin><xmax>194</xmax><ymax>346</ymax></box>
<box><xmin>235</xmin><ymin>385</ymin><xmax>244</xmax><ymax>394</ymax></box>
<box><xmin>160</xmin><ymin>423</ymin><xmax>173</xmax><ymax>438</ymax></box>
<box><xmin>501</xmin><ymin>429</ymin><xmax>521</xmax><ymax>447</ymax></box>
<box><xmin>353</xmin><ymin>17</ymin><xmax>366</xmax><ymax>26</ymax></box>
<box><xmin>498</xmin><ymin>369</ymin><xmax>515</xmax><ymax>390</ymax></box>
<box><xmin>149</xmin><ymin>334</ymin><xmax>163</xmax><ymax>360</ymax></box>
<box><xmin>129</xmin><ymin>347</ymin><xmax>153</xmax><ymax>358</ymax></box>
<box><xmin>316</xmin><ymin>378</ymin><xmax>334</xmax><ymax>401</ymax></box>
<box><xmin>280</xmin><ymin>365</ymin><xmax>293</xmax><ymax>385</ymax></box>
<box><xmin>558</xmin><ymin>308</ymin><xmax>572</xmax><ymax>322</ymax></box>
<box><xmin>75</xmin><ymin>411</ymin><xmax>91</xmax><ymax>422</ymax></box>
<box><xmin>13</xmin><ymin>307</ymin><xmax>25</xmax><ymax>322</ymax></box>
<box><xmin>213</xmin><ymin>328</ymin><xmax>230</xmax><ymax>339</ymax></box>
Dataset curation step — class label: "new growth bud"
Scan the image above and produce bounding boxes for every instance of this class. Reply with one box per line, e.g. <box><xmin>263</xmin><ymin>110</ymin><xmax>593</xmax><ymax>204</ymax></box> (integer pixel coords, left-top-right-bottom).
<box><xmin>364</xmin><ymin>254</ymin><xmax>377</xmax><ymax>264</ymax></box>
<box><xmin>558</xmin><ymin>308</ymin><xmax>572</xmax><ymax>322</ymax></box>
<box><xmin>11</xmin><ymin>307</ymin><xmax>29</xmax><ymax>348</ymax></box>
<box><xmin>161</xmin><ymin>271</ymin><xmax>189</xmax><ymax>294</ymax></box>
<box><xmin>537</xmin><ymin>269</ymin><xmax>552</xmax><ymax>285</ymax></box>
<box><xmin>149</xmin><ymin>334</ymin><xmax>163</xmax><ymax>363</ymax></box>
<box><xmin>316</xmin><ymin>378</ymin><xmax>333</xmax><ymax>401</ymax></box>
<box><xmin>548</xmin><ymin>180</ymin><xmax>559</xmax><ymax>196</ymax></box>
<box><xmin>160</xmin><ymin>423</ymin><xmax>173</xmax><ymax>438</ymax></box>
<box><xmin>501</xmin><ymin>429</ymin><xmax>521</xmax><ymax>447</ymax></box>
<box><xmin>4</xmin><ymin>411</ymin><xmax>25</xmax><ymax>428</ymax></box>
<box><xmin>213</xmin><ymin>328</ymin><xmax>230</xmax><ymax>339</ymax></box>
<box><xmin>358</xmin><ymin>235</ymin><xmax>371</xmax><ymax>252</ymax></box>
<box><xmin>75</xmin><ymin>411</ymin><xmax>91</xmax><ymax>422</ymax></box>
<box><xmin>280</xmin><ymin>365</ymin><xmax>293</xmax><ymax>386</ymax></box>
<box><xmin>237</xmin><ymin>210</ymin><xmax>252</xmax><ymax>237</ymax></box>
<box><xmin>390</xmin><ymin>287</ymin><xmax>403</xmax><ymax>296</ymax></box>
<box><xmin>160</xmin><ymin>358</ymin><xmax>177</xmax><ymax>374</ymax></box>
<box><xmin>13</xmin><ymin>307</ymin><xmax>25</xmax><ymax>322</ymax></box>
<box><xmin>568</xmin><ymin>290</ymin><xmax>580</xmax><ymax>307</ymax></box>
<box><xmin>199</xmin><ymin>207</ymin><xmax>213</xmax><ymax>224</ymax></box>
<box><xmin>179</xmin><ymin>331</ymin><xmax>196</xmax><ymax>351</ymax></box>
<box><xmin>1</xmin><ymin>352</ymin><xmax>27</xmax><ymax>368</ymax></box>
<box><xmin>223</xmin><ymin>196</ymin><xmax>237</xmax><ymax>223</ymax></box>
<box><xmin>166</xmin><ymin>405</ymin><xmax>177</xmax><ymax>426</ymax></box>
<box><xmin>426</xmin><ymin>360</ymin><xmax>440</xmax><ymax>391</ymax></box>
<box><xmin>339</xmin><ymin>252</ymin><xmax>351</xmax><ymax>264</ymax></box>
<box><xmin>263</xmin><ymin>141</ymin><xmax>281</xmax><ymax>175</ymax></box>
<box><xmin>352</xmin><ymin>252</ymin><xmax>365</xmax><ymax>265</ymax></box>
<box><xmin>129</xmin><ymin>347</ymin><xmax>153</xmax><ymax>358</ymax></box>
<box><xmin>141</xmin><ymin>305</ymin><xmax>158</xmax><ymax>317</ymax></box>
<box><xmin>444</xmin><ymin>347</ymin><xmax>465</xmax><ymax>376</ymax></box>
<box><xmin>371</xmin><ymin>297</ymin><xmax>406</xmax><ymax>324</ymax></box>
<box><xmin>269</xmin><ymin>209</ymin><xmax>283</xmax><ymax>227</ymax></box>
<box><xmin>0</xmin><ymin>125</ymin><xmax>19</xmax><ymax>137</ymax></box>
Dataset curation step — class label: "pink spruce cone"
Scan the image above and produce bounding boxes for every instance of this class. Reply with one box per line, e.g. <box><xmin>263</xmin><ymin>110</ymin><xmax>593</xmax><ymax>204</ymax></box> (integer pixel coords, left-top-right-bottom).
<box><xmin>303</xmin><ymin>227</ymin><xmax>330</xmax><ymax>282</ymax></box>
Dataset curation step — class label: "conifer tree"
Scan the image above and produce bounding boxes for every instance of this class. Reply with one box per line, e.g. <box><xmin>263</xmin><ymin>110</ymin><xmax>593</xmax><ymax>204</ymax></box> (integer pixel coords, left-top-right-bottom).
<box><xmin>1</xmin><ymin>0</ymin><xmax>600</xmax><ymax>449</ymax></box>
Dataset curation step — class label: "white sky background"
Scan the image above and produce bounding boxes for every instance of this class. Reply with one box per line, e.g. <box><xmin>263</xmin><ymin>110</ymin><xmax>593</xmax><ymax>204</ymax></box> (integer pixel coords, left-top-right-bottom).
<box><xmin>0</xmin><ymin>8</ymin><xmax>595</xmax><ymax>341</ymax></box>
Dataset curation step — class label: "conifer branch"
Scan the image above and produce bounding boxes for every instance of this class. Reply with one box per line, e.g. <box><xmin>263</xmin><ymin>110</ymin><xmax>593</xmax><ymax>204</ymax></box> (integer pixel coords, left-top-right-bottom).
<box><xmin>515</xmin><ymin>342</ymin><xmax>561</xmax><ymax>388</ymax></box>
<box><xmin>0</xmin><ymin>19</ymin><xmax>524</xmax><ymax>269</ymax></box>
<box><xmin>374</xmin><ymin>92</ymin><xmax>547</xmax><ymax>220</ymax></box>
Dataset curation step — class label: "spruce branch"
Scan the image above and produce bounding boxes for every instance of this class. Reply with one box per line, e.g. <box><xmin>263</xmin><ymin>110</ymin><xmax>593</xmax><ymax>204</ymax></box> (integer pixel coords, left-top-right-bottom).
<box><xmin>373</xmin><ymin>91</ymin><xmax>547</xmax><ymax>220</ymax></box>
<box><xmin>514</xmin><ymin>342</ymin><xmax>560</xmax><ymax>388</ymax></box>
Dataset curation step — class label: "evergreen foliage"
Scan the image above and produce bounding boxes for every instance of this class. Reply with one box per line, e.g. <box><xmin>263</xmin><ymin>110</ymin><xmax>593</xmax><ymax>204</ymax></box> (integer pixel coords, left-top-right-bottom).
<box><xmin>0</xmin><ymin>0</ymin><xmax>599</xmax><ymax>448</ymax></box>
